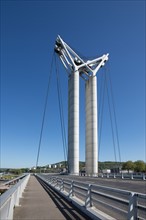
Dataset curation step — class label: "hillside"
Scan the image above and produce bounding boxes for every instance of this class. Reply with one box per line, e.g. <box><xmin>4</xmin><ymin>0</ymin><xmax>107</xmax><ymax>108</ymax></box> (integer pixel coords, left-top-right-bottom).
<box><xmin>47</xmin><ymin>161</ymin><xmax>123</xmax><ymax>171</ymax></box>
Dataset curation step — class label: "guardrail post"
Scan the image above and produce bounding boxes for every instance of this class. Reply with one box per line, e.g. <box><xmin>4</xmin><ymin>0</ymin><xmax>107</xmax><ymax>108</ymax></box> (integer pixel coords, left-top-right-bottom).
<box><xmin>50</xmin><ymin>177</ymin><xmax>56</xmax><ymax>186</ymax></box>
<box><xmin>50</xmin><ymin>178</ymin><xmax>53</xmax><ymax>185</ymax></box>
<box><xmin>55</xmin><ymin>178</ymin><xmax>59</xmax><ymax>188</ymax></box>
<box><xmin>47</xmin><ymin>177</ymin><xmax>51</xmax><ymax>184</ymax></box>
<box><xmin>85</xmin><ymin>184</ymin><xmax>92</xmax><ymax>208</ymax></box>
<box><xmin>69</xmin><ymin>181</ymin><xmax>74</xmax><ymax>197</ymax></box>
<box><xmin>60</xmin><ymin>179</ymin><xmax>64</xmax><ymax>191</ymax></box>
<box><xmin>128</xmin><ymin>192</ymin><xmax>137</xmax><ymax>220</ymax></box>
<box><xmin>7</xmin><ymin>194</ymin><xmax>15</xmax><ymax>219</ymax></box>
<box><xmin>15</xmin><ymin>185</ymin><xmax>21</xmax><ymax>206</ymax></box>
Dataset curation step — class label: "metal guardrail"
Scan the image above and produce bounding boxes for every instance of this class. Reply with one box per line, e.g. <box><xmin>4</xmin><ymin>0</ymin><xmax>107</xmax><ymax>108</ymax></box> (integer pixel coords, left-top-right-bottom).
<box><xmin>96</xmin><ymin>173</ymin><xmax>146</xmax><ymax>180</ymax></box>
<box><xmin>1</xmin><ymin>174</ymin><xmax>28</xmax><ymax>186</ymax></box>
<box><xmin>0</xmin><ymin>174</ymin><xmax>30</xmax><ymax>220</ymax></box>
<box><xmin>36</xmin><ymin>174</ymin><xmax>146</xmax><ymax>220</ymax></box>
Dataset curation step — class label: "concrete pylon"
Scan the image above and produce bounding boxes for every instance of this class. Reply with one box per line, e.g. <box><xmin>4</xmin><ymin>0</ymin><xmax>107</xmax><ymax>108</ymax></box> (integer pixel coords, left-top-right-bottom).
<box><xmin>68</xmin><ymin>71</ymin><xmax>79</xmax><ymax>175</ymax></box>
<box><xmin>54</xmin><ymin>35</ymin><xmax>108</xmax><ymax>176</ymax></box>
<box><xmin>85</xmin><ymin>76</ymin><xmax>98</xmax><ymax>176</ymax></box>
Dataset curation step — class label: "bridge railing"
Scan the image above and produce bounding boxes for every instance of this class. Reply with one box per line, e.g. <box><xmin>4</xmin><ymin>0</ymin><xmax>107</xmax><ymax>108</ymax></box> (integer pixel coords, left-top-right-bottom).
<box><xmin>1</xmin><ymin>174</ymin><xmax>28</xmax><ymax>186</ymax></box>
<box><xmin>90</xmin><ymin>173</ymin><xmax>146</xmax><ymax>180</ymax></box>
<box><xmin>0</xmin><ymin>174</ymin><xmax>30</xmax><ymax>220</ymax></box>
<box><xmin>36</xmin><ymin>174</ymin><xmax>146</xmax><ymax>220</ymax></box>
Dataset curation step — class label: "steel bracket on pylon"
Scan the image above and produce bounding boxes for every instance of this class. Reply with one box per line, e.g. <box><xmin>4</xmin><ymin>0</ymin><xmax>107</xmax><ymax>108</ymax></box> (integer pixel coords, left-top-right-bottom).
<box><xmin>54</xmin><ymin>35</ymin><xmax>109</xmax><ymax>80</ymax></box>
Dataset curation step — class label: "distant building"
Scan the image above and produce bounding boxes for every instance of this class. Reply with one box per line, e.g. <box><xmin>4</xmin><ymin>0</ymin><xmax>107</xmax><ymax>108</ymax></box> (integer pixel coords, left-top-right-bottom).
<box><xmin>30</xmin><ymin>167</ymin><xmax>36</xmax><ymax>170</ymax></box>
<box><xmin>120</xmin><ymin>170</ymin><xmax>134</xmax><ymax>174</ymax></box>
<box><xmin>102</xmin><ymin>169</ymin><xmax>111</xmax><ymax>174</ymax></box>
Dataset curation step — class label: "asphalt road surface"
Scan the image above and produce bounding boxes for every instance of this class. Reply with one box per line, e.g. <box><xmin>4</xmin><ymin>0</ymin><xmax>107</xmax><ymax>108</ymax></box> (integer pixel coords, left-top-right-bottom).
<box><xmin>54</xmin><ymin>175</ymin><xmax>146</xmax><ymax>194</ymax></box>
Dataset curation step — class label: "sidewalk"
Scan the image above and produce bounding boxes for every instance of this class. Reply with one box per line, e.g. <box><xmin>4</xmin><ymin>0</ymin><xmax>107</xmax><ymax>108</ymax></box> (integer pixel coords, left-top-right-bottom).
<box><xmin>13</xmin><ymin>175</ymin><xmax>65</xmax><ymax>220</ymax></box>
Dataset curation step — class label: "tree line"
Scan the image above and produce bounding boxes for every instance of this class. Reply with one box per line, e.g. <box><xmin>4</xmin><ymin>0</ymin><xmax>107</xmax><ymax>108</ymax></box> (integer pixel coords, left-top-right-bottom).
<box><xmin>1</xmin><ymin>160</ymin><xmax>145</xmax><ymax>174</ymax></box>
<box><xmin>122</xmin><ymin>160</ymin><xmax>146</xmax><ymax>173</ymax></box>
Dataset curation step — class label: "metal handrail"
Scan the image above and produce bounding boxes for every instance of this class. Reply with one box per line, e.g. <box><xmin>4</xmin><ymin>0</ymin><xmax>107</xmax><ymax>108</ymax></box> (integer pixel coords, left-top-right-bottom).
<box><xmin>36</xmin><ymin>174</ymin><xmax>146</xmax><ymax>220</ymax></box>
<box><xmin>1</xmin><ymin>174</ymin><xmax>27</xmax><ymax>186</ymax></box>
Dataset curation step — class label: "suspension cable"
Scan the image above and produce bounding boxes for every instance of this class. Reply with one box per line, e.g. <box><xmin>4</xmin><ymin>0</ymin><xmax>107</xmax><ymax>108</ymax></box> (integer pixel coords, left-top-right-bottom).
<box><xmin>105</xmin><ymin>68</ymin><xmax>117</xmax><ymax>163</ymax></box>
<box><xmin>36</xmin><ymin>51</ymin><xmax>54</xmax><ymax>169</ymax></box>
<box><xmin>54</xmin><ymin>54</ymin><xmax>68</xmax><ymax>169</ymax></box>
<box><xmin>98</xmin><ymin>65</ymin><xmax>122</xmax><ymax>164</ymax></box>
<box><xmin>98</xmin><ymin>70</ymin><xmax>104</xmax><ymax>126</ymax></box>
<box><xmin>107</xmin><ymin>63</ymin><xmax>121</xmax><ymax>162</ymax></box>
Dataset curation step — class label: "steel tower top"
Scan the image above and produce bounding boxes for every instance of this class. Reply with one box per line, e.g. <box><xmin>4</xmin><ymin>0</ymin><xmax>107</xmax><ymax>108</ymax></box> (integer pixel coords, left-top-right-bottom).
<box><xmin>54</xmin><ymin>35</ymin><xmax>109</xmax><ymax>80</ymax></box>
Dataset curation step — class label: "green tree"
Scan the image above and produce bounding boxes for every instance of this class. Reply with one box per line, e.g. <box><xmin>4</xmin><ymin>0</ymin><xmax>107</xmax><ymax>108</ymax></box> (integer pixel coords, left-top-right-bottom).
<box><xmin>122</xmin><ymin>161</ymin><xmax>135</xmax><ymax>172</ymax></box>
<box><xmin>10</xmin><ymin>169</ymin><xmax>22</xmax><ymax>175</ymax></box>
<box><xmin>134</xmin><ymin>160</ymin><xmax>145</xmax><ymax>172</ymax></box>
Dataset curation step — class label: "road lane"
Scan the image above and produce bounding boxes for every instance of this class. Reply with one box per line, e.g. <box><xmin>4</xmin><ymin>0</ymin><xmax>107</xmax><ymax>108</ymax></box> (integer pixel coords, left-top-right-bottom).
<box><xmin>54</xmin><ymin>175</ymin><xmax>146</xmax><ymax>194</ymax></box>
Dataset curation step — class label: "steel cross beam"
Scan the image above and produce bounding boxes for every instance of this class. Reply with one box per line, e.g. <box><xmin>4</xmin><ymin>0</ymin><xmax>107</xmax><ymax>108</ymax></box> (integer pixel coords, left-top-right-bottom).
<box><xmin>54</xmin><ymin>35</ymin><xmax>109</xmax><ymax>80</ymax></box>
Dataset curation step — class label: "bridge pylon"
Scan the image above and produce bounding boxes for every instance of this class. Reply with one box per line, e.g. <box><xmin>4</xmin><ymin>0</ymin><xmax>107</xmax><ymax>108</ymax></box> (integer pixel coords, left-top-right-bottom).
<box><xmin>54</xmin><ymin>36</ymin><xmax>109</xmax><ymax>176</ymax></box>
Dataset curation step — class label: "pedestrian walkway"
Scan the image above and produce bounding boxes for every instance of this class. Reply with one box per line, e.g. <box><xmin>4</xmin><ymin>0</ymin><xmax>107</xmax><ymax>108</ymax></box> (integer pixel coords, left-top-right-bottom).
<box><xmin>13</xmin><ymin>175</ymin><xmax>66</xmax><ymax>220</ymax></box>
<box><xmin>13</xmin><ymin>175</ymin><xmax>90</xmax><ymax>220</ymax></box>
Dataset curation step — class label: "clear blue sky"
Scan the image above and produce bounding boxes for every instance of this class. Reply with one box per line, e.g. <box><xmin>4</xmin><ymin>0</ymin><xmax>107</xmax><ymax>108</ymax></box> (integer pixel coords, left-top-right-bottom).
<box><xmin>1</xmin><ymin>0</ymin><xmax>145</xmax><ymax>168</ymax></box>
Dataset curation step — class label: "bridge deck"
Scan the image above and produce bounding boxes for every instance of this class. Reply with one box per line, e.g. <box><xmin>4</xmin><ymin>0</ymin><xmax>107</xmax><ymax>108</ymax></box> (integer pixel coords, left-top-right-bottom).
<box><xmin>13</xmin><ymin>175</ymin><xmax>89</xmax><ymax>220</ymax></box>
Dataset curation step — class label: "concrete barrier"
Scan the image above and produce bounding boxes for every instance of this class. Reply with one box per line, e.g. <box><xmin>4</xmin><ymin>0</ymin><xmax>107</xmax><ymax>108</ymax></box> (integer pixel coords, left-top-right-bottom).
<box><xmin>0</xmin><ymin>174</ymin><xmax>30</xmax><ymax>220</ymax></box>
